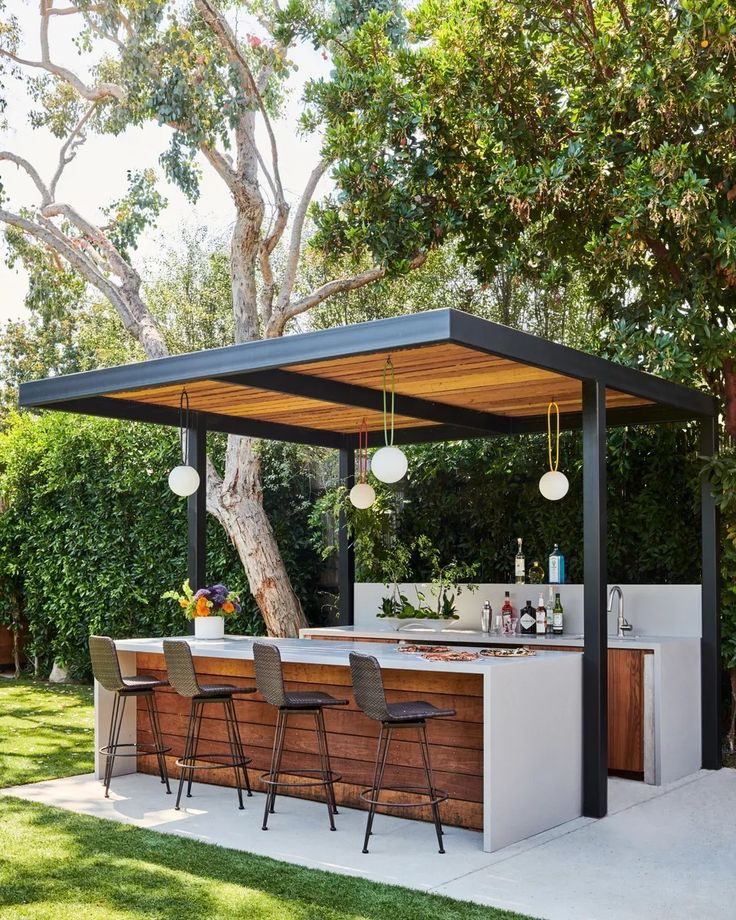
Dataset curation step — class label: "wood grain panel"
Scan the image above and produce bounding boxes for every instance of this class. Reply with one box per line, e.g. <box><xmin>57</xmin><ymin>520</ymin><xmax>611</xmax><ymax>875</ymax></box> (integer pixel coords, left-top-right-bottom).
<box><xmin>134</xmin><ymin>652</ymin><xmax>484</xmax><ymax>830</ymax></box>
<box><xmin>607</xmin><ymin>648</ymin><xmax>647</xmax><ymax>775</ymax></box>
<box><xmin>300</xmin><ymin>637</ymin><xmax>648</xmax><ymax>775</ymax></box>
<box><xmin>106</xmin><ymin>340</ymin><xmax>651</xmax><ymax>432</ymax></box>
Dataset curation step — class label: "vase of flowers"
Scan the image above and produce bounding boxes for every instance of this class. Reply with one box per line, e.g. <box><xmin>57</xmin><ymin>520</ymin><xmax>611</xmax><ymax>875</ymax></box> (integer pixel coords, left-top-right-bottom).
<box><xmin>163</xmin><ymin>580</ymin><xmax>241</xmax><ymax>640</ymax></box>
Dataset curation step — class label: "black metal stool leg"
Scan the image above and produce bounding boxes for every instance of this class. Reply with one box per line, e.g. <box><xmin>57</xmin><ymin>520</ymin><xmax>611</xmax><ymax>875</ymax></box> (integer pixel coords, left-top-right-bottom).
<box><xmin>175</xmin><ymin>702</ymin><xmax>198</xmax><ymax>810</ymax></box>
<box><xmin>145</xmin><ymin>692</ymin><xmax>171</xmax><ymax>793</ymax></box>
<box><xmin>226</xmin><ymin>698</ymin><xmax>252</xmax><ymax>796</ymax></box>
<box><xmin>223</xmin><ymin>699</ymin><xmax>245</xmax><ymax>810</ymax></box>
<box><xmin>314</xmin><ymin>710</ymin><xmax>336</xmax><ymax>831</ymax></box>
<box><xmin>362</xmin><ymin>724</ymin><xmax>391</xmax><ymax>853</ymax></box>
<box><xmin>103</xmin><ymin>691</ymin><xmax>120</xmax><ymax>797</ymax></box>
<box><xmin>186</xmin><ymin>700</ymin><xmax>204</xmax><ymax>799</ymax></box>
<box><xmin>105</xmin><ymin>694</ymin><xmax>127</xmax><ymax>798</ymax></box>
<box><xmin>418</xmin><ymin>722</ymin><xmax>445</xmax><ymax>853</ymax></box>
<box><xmin>262</xmin><ymin>709</ymin><xmax>287</xmax><ymax>830</ymax></box>
<box><xmin>317</xmin><ymin>709</ymin><xmax>339</xmax><ymax>816</ymax></box>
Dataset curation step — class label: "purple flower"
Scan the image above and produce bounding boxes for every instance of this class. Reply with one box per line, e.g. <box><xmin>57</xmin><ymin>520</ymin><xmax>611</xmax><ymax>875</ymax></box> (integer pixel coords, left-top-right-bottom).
<box><xmin>193</xmin><ymin>588</ymin><xmax>211</xmax><ymax>600</ymax></box>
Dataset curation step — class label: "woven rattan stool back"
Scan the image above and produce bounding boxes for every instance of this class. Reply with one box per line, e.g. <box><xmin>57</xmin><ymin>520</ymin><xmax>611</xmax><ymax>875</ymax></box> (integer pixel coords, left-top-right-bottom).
<box><xmin>163</xmin><ymin>639</ymin><xmax>201</xmax><ymax>698</ymax></box>
<box><xmin>349</xmin><ymin>652</ymin><xmax>391</xmax><ymax>722</ymax></box>
<box><xmin>88</xmin><ymin>636</ymin><xmax>125</xmax><ymax>692</ymax></box>
<box><xmin>253</xmin><ymin>642</ymin><xmax>288</xmax><ymax>708</ymax></box>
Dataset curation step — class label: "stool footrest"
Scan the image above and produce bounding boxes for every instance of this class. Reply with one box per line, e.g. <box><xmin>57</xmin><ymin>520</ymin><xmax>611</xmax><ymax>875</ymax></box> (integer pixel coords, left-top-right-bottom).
<box><xmin>176</xmin><ymin>753</ymin><xmax>252</xmax><ymax>772</ymax></box>
<box><xmin>99</xmin><ymin>742</ymin><xmax>170</xmax><ymax>758</ymax></box>
<box><xmin>359</xmin><ymin>784</ymin><xmax>449</xmax><ymax>809</ymax></box>
<box><xmin>260</xmin><ymin>768</ymin><xmax>341</xmax><ymax>790</ymax></box>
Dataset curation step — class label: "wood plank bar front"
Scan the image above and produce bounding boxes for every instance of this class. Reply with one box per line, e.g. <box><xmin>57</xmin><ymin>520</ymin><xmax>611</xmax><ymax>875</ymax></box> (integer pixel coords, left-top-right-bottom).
<box><xmin>134</xmin><ymin>652</ymin><xmax>485</xmax><ymax>830</ymax></box>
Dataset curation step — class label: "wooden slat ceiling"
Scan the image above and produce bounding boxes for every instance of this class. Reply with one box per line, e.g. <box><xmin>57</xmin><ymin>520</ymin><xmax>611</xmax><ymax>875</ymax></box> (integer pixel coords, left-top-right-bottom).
<box><xmin>107</xmin><ymin>342</ymin><xmax>653</xmax><ymax>433</ymax></box>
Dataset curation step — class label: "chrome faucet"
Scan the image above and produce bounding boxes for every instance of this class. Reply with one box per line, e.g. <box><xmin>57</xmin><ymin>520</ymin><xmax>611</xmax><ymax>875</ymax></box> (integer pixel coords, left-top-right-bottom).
<box><xmin>607</xmin><ymin>585</ymin><xmax>632</xmax><ymax>638</ymax></box>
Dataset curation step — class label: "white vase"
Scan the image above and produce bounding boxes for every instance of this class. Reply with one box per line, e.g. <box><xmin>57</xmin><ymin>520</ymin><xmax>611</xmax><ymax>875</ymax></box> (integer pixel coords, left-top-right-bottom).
<box><xmin>194</xmin><ymin>616</ymin><xmax>225</xmax><ymax>640</ymax></box>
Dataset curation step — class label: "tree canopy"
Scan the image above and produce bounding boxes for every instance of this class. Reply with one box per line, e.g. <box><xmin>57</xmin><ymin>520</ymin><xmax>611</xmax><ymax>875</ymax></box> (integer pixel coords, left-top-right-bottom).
<box><xmin>312</xmin><ymin>0</ymin><xmax>736</xmax><ymax>431</ymax></box>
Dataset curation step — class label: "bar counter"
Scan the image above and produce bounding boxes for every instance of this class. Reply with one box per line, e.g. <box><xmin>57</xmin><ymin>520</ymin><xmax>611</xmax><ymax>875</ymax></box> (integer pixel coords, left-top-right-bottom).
<box><xmin>99</xmin><ymin>635</ymin><xmax>583</xmax><ymax>852</ymax></box>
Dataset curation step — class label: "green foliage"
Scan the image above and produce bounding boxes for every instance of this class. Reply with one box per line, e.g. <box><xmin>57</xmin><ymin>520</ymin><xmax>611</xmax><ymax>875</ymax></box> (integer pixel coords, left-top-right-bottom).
<box><xmin>102</xmin><ymin>169</ymin><xmax>168</xmax><ymax>257</ymax></box>
<box><xmin>0</xmin><ymin>413</ymin><xmax>325</xmax><ymax>679</ymax></box>
<box><xmin>311</xmin><ymin>0</ymin><xmax>736</xmax><ymax>388</ymax></box>
<box><xmin>318</xmin><ymin>426</ymin><xmax>701</xmax><ymax>592</ymax></box>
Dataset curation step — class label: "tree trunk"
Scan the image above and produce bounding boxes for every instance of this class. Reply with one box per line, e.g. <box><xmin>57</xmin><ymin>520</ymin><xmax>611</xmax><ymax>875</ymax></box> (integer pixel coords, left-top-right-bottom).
<box><xmin>208</xmin><ymin>434</ymin><xmax>308</xmax><ymax>637</ymax></box>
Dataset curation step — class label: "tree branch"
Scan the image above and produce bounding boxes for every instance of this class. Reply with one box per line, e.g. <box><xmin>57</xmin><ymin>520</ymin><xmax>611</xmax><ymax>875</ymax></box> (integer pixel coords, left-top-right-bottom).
<box><xmin>195</xmin><ymin>0</ymin><xmax>285</xmax><ymax>205</ymax></box>
<box><xmin>274</xmin><ymin>158</ymin><xmax>330</xmax><ymax>313</ymax></box>
<box><xmin>41</xmin><ymin>201</ymin><xmax>141</xmax><ymax>290</ymax></box>
<box><xmin>0</xmin><ymin>152</ymin><xmax>50</xmax><ymax>204</ymax></box>
<box><xmin>49</xmin><ymin>103</ymin><xmax>95</xmax><ymax>199</ymax></box>
<box><xmin>266</xmin><ymin>252</ymin><xmax>428</xmax><ymax>337</ymax></box>
<box><xmin>0</xmin><ymin>1</ymin><xmax>125</xmax><ymax>102</ymax></box>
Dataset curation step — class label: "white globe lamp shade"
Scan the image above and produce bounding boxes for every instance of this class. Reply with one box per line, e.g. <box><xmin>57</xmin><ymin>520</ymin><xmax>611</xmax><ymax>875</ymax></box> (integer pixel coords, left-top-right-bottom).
<box><xmin>169</xmin><ymin>464</ymin><xmax>200</xmax><ymax>497</ymax></box>
<box><xmin>539</xmin><ymin>470</ymin><xmax>569</xmax><ymax>501</ymax></box>
<box><xmin>371</xmin><ymin>445</ymin><xmax>408</xmax><ymax>483</ymax></box>
<box><xmin>349</xmin><ymin>482</ymin><xmax>376</xmax><ymax>509</ymax></box>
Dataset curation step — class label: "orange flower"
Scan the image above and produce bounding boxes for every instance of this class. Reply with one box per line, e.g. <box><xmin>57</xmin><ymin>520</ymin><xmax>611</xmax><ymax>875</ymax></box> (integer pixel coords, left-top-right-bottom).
<box><xmin>179</xmin><ymin>598</ymin><xmax>188</xmax><ymax>609</ymax></box>
<box><xmin>196</xmin><ymin>596</ymin><xmax>210</xmax><ymax>617</ymax></box>
<box><xmin>221</xmin><ymin>601</ymin><xmax>234</xmax><ymax>614</ymax></box>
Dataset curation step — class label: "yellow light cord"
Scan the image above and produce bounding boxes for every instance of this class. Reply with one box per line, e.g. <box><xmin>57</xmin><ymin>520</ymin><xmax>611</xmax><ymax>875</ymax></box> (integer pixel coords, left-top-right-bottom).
<box><xmin>382</xmin><ymin>356</ymin><xmax>395</xmax><ymax>447</ymax></box>
<box><xmin>547</xmin><ymin>401</ymin><xmax>560</xmax><ymax>472</ymax></box>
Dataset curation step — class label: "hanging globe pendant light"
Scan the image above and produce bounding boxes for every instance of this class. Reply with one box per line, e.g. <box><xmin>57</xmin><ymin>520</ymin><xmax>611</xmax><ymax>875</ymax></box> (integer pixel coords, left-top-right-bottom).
<box><xmin>349</xmin><ymin>419</ymin><xmax>376</xmax><ymax>508</ymax></box>
<box><xmin>371</xmin><ymin>356</ymin><xmax>408</xmax><ymax>484</ymax></box>
<box><xmin>539</xmin><ymin>400</ymin><xmax>569</xmax><ymax>501</ymax></box>
<box><xmin>168</xmin><ymin>389</ymin><xmax>200</xmax><ymax>497</ymax></box>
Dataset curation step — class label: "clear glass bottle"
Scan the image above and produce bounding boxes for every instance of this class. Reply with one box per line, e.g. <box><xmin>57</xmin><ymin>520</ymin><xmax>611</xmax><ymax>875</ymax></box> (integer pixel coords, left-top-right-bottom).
<box><xmin>535</xmin><ymin>593</ymin><xmax>547</xmax><ymax>635</ymax></box>
<box><xmin>549</xmin><ymin>544</ymin><xmax>566</xmax><ymax>585</ymax></box>
<box><xmin>546</xmin><ymin>585</ymin><xmax>555</xmax><ymax>636</ymax></box>
<box><xmin>515</xmin><ymin>537</ymin><xmax>525</xmax><ymax>584</ymax></box>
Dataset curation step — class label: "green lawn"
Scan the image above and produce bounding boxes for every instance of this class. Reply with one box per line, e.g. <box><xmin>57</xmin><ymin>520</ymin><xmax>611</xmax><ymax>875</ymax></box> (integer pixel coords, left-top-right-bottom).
<box><xmin>0</xmin><ymin>680</ymin><xmax>94</xmax><ymax>787</ymax></box>
<box><xmin>0</xmin><ymin>680</ymin><xmax>534</xmax><ymax>920</ymax></box>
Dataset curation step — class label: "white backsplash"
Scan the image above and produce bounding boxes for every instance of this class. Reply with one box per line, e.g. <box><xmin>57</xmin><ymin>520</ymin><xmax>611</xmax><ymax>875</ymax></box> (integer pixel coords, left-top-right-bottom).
<box><xmin>354</xmin><ymin>583</ymin><xmax>702</xmax><ymax>638</ymax></box>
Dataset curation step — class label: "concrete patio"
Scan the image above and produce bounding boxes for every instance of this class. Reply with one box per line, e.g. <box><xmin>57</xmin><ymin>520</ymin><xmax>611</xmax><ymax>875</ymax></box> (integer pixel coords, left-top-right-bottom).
<box><xmin>3</xmin><ymin>768</ymin><xmax>735</xmax><ymax>920</ymax></box>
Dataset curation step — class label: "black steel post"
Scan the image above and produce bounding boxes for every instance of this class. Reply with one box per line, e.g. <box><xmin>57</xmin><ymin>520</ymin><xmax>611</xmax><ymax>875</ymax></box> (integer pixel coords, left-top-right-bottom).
<box><xmin>582</xmin><ymin>380</ymin><xmax>608</xmax><ymax>818</ymax></box>
<box><xmin>700</xmin><ymin>416</ymin><xmax>722</xmax><ymax>769</ymax></box>
<box><xmin>338</xmin><ymin>443</ymin><xmax>356</xmax><ymax>627</ymax></box>
<box><xmin>187</xmin><ymin>413</ymin><xmax>207</xmax><ymax>603</ymax></box>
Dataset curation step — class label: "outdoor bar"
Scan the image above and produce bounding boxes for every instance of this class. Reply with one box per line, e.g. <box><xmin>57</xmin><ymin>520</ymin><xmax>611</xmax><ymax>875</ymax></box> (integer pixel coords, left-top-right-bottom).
<box><xmin>18</xmin><ymin>308</ymin><xmax>722</xmax><ymax>852</ymax></box>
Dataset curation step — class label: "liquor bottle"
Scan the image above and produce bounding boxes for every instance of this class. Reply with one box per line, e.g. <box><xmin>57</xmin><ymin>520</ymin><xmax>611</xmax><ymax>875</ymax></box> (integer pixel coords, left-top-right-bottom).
<box><xmin>553</xmin><ymin>593</ymin><xmax>564</xmax><ymax>635</ymax></box>
<box><xmin>515</xmin><ymin>537</ymin><xmax>525</xmax><ymax>584</ymax></box>
<box><xmin>481</xmin><ymin>601</ymin><xmax>492</xmax><ymax>634</ymax></box>
<box><xmin>501</xmin><ymin>591</ymin><xmax>515</xmax><ymax>634</ymax></box>
<box><xmin>528</xmin><ymin>560</ymin><xmax>544</xmax><ymax>584</ymax></box>
<box><xmin>535</xmin><ymin>593</ymin><xmax>547</xmax><ymax>635</ymax></box>
<box><xmin>549</xmin><ymin>544</ymin><xmax>566</xmax><ymax>585</ymax></box>
<box><xmin>545</xmin><ymin>585</ymin><xmax>555</xmax><ymax>636</ymax></box>
<box><xmin>519</xmin><ymin>599</ymin><xmax>536</xmax><ymax>635</ymax></box>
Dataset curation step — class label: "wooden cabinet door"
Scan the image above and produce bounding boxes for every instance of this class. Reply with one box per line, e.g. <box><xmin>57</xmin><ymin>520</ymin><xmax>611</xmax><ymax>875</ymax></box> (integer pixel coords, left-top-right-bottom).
<box><xmin>608</xmin><ymin>648</ymin><xmax>649</xmax><ymax>776</ymax></box>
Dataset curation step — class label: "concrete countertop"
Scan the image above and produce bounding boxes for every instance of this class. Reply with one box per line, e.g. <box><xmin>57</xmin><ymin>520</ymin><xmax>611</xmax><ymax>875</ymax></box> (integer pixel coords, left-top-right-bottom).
<box><xmin>114</xmin><ymin>634</ymin><xmax>573</xmax><ymax>675</ymax></box>
<box><xmin>299</xmin><ymin>625</ymin><xmax>700</xmax><ymax>652</ymax></box>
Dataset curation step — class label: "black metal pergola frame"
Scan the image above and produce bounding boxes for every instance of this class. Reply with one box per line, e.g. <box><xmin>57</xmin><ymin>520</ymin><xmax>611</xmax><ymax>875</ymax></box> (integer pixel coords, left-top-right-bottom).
<box><xmin>18</xmin><ymin>308</ymin><xmax>722</xmax><ymax>818</ymax></box>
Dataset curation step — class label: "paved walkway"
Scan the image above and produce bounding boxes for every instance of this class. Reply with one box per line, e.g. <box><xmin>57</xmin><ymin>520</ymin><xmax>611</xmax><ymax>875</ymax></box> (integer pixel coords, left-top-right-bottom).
<box><xmin>4</xmin><ymin>769</ymin><xmax>735</xmax><ymax>919</ymax></box>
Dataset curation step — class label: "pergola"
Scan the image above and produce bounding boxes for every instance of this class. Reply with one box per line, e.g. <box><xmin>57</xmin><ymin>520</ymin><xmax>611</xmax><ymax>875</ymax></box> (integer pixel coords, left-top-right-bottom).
<box><xmin>18</xmin><ymin>307</ymin><xmax>722</xmax><ymax>818</ymax></box>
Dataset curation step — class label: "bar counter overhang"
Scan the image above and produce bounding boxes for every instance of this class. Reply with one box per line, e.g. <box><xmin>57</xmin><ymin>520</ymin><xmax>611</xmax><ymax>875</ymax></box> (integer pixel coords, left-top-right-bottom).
<box><xmin>101</xmin><ymin>635</ymin><xmax>583</xmax><ymax>853</ymax></box>
<box><xmin>18</xmin><ymin>307</ymin><xmax>723</xmax><ymax>821</ymax></box>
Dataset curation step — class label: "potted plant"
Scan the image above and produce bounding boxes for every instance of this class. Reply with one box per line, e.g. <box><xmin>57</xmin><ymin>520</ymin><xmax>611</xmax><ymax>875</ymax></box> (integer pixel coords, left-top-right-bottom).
<box><xmin>163</xmin><ymin>580</ymin><xmax>240</xmax><ymax>640</ymax></box>
<box><xmin>377</xmin><ymin>536</ymin><xmax>478</xmax><ymax>630</ymax></box>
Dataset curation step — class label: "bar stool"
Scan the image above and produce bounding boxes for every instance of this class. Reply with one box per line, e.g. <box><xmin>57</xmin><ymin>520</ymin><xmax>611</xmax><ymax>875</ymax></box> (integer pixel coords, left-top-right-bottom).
<box><xmin>253</xmin><ymin>641</ymin><xmax>348</xmax><ymax>831</ymax></box>
<box><xmin>162</xmin><ymin>639</ymin><xmax>255</xmax><ymax>811</ymax></box>
<box><xmin>88</xmin><ymin>635</ymin><xmax>171</xmax><ymax>798</ymax></box>
<box><xmin>349</xmin><ymin>651</ymin><xmax>455</xmax><ymax>854</ymax></box>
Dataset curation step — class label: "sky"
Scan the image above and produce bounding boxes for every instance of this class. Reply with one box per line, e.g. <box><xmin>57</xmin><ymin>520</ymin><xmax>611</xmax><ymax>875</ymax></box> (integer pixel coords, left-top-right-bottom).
<box><xmin>0</xmin><ymin>0</ymin><xmax>330</xmax><ymax>324</ymax></box>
